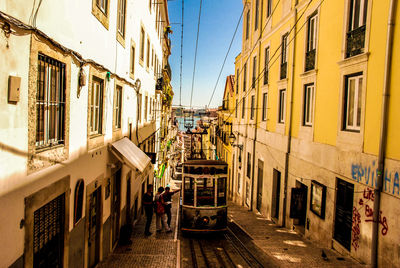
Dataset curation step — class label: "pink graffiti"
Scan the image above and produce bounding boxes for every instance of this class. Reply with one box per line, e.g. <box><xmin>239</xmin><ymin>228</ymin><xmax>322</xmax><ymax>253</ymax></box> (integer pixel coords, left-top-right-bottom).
<box><xmin>363</xmin><ymin>188</ymin><xmax>375</xmax><ymax>201</ymax></box>
<box><xmin>352</xmin><ymin>206</ymin><xmax>361</xmax><ymax>250</ymax></box>
<box><xmin>364</xmin><ymin>207</ymin><xmax>389</xmax><ymax>235</ymax></box>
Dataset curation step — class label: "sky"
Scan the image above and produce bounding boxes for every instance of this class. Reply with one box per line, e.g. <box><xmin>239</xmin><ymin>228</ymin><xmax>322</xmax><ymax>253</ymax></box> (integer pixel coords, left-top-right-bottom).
<box><xmin>167</xmin><ymin>0</ymin><xmax>243</xmax><ymax>109</ymax></box>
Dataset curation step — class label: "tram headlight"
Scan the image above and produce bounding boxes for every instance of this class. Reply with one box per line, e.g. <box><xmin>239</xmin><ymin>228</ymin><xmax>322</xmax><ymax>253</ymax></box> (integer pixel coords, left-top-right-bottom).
<box><xmin>202</xmin><ymin>216</ymin><xmax>209</xmax><ymax>225</ymax></box>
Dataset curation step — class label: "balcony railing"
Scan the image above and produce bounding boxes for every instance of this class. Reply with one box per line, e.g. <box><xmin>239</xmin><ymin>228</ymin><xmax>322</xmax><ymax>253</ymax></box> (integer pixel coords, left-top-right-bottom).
<box><xmin>305</xmin><ymin>49</ymin><xmax>316</xmax><ymax>72</ymax></box>
<box><xmin>280</xmin><ymin>62</ymin><xmax>287</xmax><ymax>80</ymax></box>
<box><xmin>346</xmin><ymin>25</ymin><xmax>366</xmax><ymax>58</ymax></box>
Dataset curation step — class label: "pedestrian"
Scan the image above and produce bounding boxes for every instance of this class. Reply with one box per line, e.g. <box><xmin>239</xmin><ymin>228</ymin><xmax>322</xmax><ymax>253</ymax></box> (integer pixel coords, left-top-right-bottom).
<box><xmin>155</xmin><ymin>187</ymin><xmax>172</xmax><ymax>233</ymax></box>
<box><xmin>142</xmin><ymin>184</ymin><xmax>154</xmax><ymax>236</ymax></box>
<box><xmin>162</xmin><ymin>186</ymin><xmax>181</xmax><ymax>228</ymax></box>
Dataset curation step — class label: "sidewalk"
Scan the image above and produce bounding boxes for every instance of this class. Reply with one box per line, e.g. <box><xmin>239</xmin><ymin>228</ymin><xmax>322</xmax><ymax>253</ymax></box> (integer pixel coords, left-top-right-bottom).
<box><xmin>227</xmin><ymin>201</ymin><xmax>365</xmax><ymax>267</ymax></box>
<box><xmin>98</xmin><ymin>194</ymin><xmax>180</xmax><ymax>268</ymax></box>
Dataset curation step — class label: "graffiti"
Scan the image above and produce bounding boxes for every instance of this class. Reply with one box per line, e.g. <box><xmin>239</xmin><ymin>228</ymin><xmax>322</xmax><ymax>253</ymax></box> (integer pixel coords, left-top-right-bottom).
<box><xmin>351</xmin><ymin>162</ymin><xmax>400</xmax><ymax>197</ymax></box>
<box><xmin>352</xmin><ymin>188</ymin><xmax>389</xmax><ymax>250</ymax></box>
<box><xmin>352</xmin><ymin>206</ymin><xmax>361</xmax><ymax>250</ymax></box>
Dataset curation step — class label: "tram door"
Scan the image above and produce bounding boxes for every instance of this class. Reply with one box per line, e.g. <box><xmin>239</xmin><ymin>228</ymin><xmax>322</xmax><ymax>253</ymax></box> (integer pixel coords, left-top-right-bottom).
<box><xmin>88</xmin><ymin>188</ymin><xmax>101</xmax><ymax>268</ymax></box>
<box><xmin>256</xmin><ymin>160</ymin><xmax>264</xmax><ymax>212</ymax></box>
<box><xmin>33</xmin><ymin>193</ymin><xmax>65</xmax><ymax>268</ymax></box>
<box><xmin>112</xmin><ymin>169</ymin><xmax>121</xmax><ymax>247</ymax></box>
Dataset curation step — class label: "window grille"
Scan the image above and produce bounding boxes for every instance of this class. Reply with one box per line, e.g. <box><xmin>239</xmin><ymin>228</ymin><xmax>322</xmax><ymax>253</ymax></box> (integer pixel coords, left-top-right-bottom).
<box><xmin>36</xmin><ymin>54</ymin><xmax>66</xmax><ymax>148</ymax></box>
<box><xmin>305</xmin><ymin>14</ymin><xmax>317</xmax><ymax>71</ymax></box>
<box><xmin>346</xmin><ymin>0</ymin><xmax>368</xmax><ymax>57</ymax></box>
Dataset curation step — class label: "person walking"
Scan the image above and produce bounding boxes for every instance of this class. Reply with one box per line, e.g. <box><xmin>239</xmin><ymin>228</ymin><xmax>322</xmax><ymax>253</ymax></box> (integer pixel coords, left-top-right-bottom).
<box><xmin>142</xmin><ymin>184</ymin><xmax>154</xmax><ymax>236</ymax></box>
<box><xmin>163</xmin><ymin>186</ymin><xmax>181</xmax><ymax>228</ymax></box>
<box><xmin>155</xmin><ymin>187</ymin><xmax>172</xmax><ymax>233</ymax></box>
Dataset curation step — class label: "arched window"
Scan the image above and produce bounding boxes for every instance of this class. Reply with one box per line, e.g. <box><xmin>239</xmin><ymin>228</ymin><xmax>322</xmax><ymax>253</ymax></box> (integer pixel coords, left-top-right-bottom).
<box><xmin>74</xmin><ymin>179</ymin><xmax>84</xmax><ymax>224</ymax></box>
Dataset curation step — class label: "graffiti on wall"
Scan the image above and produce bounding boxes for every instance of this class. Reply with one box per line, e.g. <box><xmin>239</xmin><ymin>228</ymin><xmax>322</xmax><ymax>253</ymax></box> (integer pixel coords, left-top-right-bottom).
<box><xmin>351</xmin><ymin>187</ymin><xmax>389</xmax><ymax>250</ymax></box>
<box><xmin>351</xmin><ymin>161</ymin><xmax>400</xmax><ymax>197</ymax></box>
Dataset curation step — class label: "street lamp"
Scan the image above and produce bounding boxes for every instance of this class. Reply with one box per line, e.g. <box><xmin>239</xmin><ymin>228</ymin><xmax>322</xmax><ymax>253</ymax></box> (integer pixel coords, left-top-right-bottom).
<box><xmin>229</xmin><ymin>132</ymin><xmax>243</xmax><ymax>150</ymax></box>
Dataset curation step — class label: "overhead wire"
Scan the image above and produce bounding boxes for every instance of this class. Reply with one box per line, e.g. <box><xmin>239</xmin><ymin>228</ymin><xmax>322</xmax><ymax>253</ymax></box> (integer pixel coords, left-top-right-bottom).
<box><xmin>189</xmin><ymin>0</ymin><xmax>203</xmax><ymax>109</ymax></box>
<box><xmin>207</xmin><ymin>5</ymin><xmax>245</xmax><ymax>108</ymax></box>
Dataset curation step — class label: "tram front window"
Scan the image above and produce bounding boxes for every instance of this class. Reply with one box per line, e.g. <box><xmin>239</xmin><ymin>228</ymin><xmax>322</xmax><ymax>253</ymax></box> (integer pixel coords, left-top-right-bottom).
<box><xmin>197</xmin><ymin>178</ymin><xmax>215</xmax><ymax>207</ymax></box>
<box><xmin>184</xmin><ymin>177</ymin><xmax>194</xmax><ymax>206</ymax></box>
<box><xmin>217</xmin><ymin>177</ymin><xmax>227</xmax><ymax>206</ymax></box>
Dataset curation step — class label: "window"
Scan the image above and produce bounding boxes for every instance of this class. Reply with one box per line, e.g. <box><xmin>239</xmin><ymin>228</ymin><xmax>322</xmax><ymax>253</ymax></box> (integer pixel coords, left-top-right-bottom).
<box><xmin>243</xmin><ymin>63</ymin><xmax>247</xmax><ymax>92</ymax></box>
<box><xmin>278</xmin><ymin>89</ymin><xmax>286</xmax><ymax>123</ymax></box>
<box><xmin>262</xmin><ymin>92</ymin><xmax>268</xmax><ymax>121</ymax></box>
<box><xmin>346</xmin><ymin>0</ymin><xmax>368</xmax><ymax>57</ymax></box>
<box><xmin>280</xmin><ymin>34</ymin><xmax>288</xmax><ymax>79</ymax></box>
<box><xmin>254</xmin><ymin>0</ymin><xmax>259</xmax><ymax>31</ymax></box>
<box><xmin>197</xmin><ymin>178</ymin><xmax>215</xmax><ymax>207</ymax></box>
<box><xmin>140</xmin><ymin>27</ymin><xmax>145</xmax><ymax>62</ymax></box>
<box><xmin>252</xmin><ymin>56</ymin><xmax>257</xmax><ymax>88</ymax></box>
<box><xmin>74</xmin><ymin>179</ymin><xmax>84</xmax><ymax>224</ymax></box>
<box><xmin>138</xmin><ymin>93</ymin><xmax>142</xmax><ymax>123</ymax></box>
<box><xmin>242</xmin><ymin>96</ymin><xmax>245</xmax><ymax>119</ymax></box>
<box><xmin>267</xmin><ymin>0</ymin><xmax>272</xmax><ymax>17</ymax></box>
<box><xmin>246</xmin><ymin>10</ymin><xmax>250</xmax><ymax>40</ymax></box>
<box><xmin>305</xmin><ymin>13</ymin><xmax>317</xmax><ymax>72</ymax></box>
<box><xmin>96</xmin><ymin>0</ymin><xmax>108</xmax><ymax>14</ymax></box>
<box><xmin>36</xmin><ymin>54</ymin><xmax>66</xmax><ymax>148</ymax></box>
<box><xmin>236</xmin><ymin>69</ymin><xmax>239</xmax><ymax>93</ymax></box>
<box><xmin>343</xmin><ymin>74</ymin><xmax>363</xmax><ymax>131</ymax></box>
<box><xmin>303</xmin><ymin>84</ymin><xmax>314</xmax><ymax>126</ymax></box>
<box><xmin>235</xmin><ymin>99</ymin><xmax>238</xmax><ymax>118</ymax></box>
<box><xmin>117</xmin><ymin>0</ymin><xmax>126</xmax><ymax>37</ymax></box>
<box><xmin>151</xmin><ymin>48</ymin><xmax>154</xmax><ymax>68</ymax></box>
<box><xmin>144</xmin><ymin>96</ymin><xmax>148</xmax><ymax>121</ymax></box>
<box><xmin>114</xmin><ymin>86</ymin><xmax>122</xmax><ymax>129</ymax></box>
<box><xmin>247</xmin><ymin>152</ymin><xmax>251</xmax><ymax>178</ymax></box>
<box><xmin>146</xmin><ymin>39</ymin><xmax>150</xmax><ymax>68</ymax></box>
<box><xmin>184</xmin><ymin>177</ymin><xmax>194</xmax><ymax>206</ymax></box>
<box><xmin>264</xmin><ymin>47</ymin><xmax>269</xmax><ymax>85</ymax></box>
<box><xmin>90</xmin><ymin>77</ymin><xmax>104</xmax><ymax>135</ymax></box>
<box><xmin>130</xmin><ymin>45</ymin><xmax>135</xmax><ymax>76</ymax></box>
<box><xmin>250</xmin><ymin>95</ymin><xmax>255</xmax><ymax>120</ymax></box>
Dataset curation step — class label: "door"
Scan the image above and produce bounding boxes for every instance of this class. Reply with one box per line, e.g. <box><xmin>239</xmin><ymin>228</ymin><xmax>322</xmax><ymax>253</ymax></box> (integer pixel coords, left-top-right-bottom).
<box><xmin>33</xmin><ymin>193</ymin><xmax>65</xmax><ymax>268</ymax></box>
<box><xmin>272</xmin><ymin>169</ymin><xmax>281</xmax><ymax>219</ymax></box>
<box><xmin>88</xmin><ymin>188</ymin><xmax>101</xmax><ymax>268</ymax></box>
<box><xmin>256</xmin><ymin>160</ymin><xmax>264</xmax><ymax>212</ymax></box>
<box><xmin>334</xmin><ymin>178</ymin><xmax>354</xmax><ymax>250</ymax></box>
<box><xmin>126</xmin><ymin>175</ymin><xmax>131</xmax><ymax>225</ymax></box>
<box><xmin>290</xmin><ymin>182</ymin><xmax>308</xmax><ymax>234</ymax></box>
<box><xmin>112</xmin><ymin>169</ymin><xmax>121</xmax><ymax>247</ymax></box>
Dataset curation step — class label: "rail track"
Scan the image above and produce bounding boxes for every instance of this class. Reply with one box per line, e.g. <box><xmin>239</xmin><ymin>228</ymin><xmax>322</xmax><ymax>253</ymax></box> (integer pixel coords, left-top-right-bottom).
<box><xmin>186</xmin><ymin>226</ymin><xmax>265</xmax><ymax>268</ymax></box>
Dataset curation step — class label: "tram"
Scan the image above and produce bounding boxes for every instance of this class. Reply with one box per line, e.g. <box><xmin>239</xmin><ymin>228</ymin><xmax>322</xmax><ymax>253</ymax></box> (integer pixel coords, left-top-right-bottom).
<box><xmin>180</xmin><ymin>159</ymin><xmax>228</xmax><ymax>232</ymax></box>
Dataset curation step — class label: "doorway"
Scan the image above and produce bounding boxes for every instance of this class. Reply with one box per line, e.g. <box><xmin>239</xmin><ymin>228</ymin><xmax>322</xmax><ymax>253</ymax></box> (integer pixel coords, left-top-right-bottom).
<box><xmin>272</xmin><ymin>169</ymin><xmax>281</xmax><ymax>220</ymax></box>
<box><xmin>290</xmin><ymin>181</ymin><xmax>308</xmax><ymax>234</ymax></box>
<box><xmin>88</xmin><ymin>188</ymin><xmax>101</xmax><ymax>268</ymax></box>
<box><xmin>111</xmin><ymin>169</ymin><xmax>121</xmax><ymax>248</ymax></box>
<box><xmin>256</xmin><ymin>160</ymin><xmax>264</xmax><ymax>212</ymax></box>
<box><xmin>334</xmin><ymin>178</ymin><xmax>354</xmax><ymax>250</ymax></box>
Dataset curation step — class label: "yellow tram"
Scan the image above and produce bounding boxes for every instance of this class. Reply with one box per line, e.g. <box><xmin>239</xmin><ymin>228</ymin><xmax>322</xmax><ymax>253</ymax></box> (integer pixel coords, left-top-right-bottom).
<box><xmin>180</xmin><ymin>160</ymin><xmax>228</xmax><ymax>232</ymax></box>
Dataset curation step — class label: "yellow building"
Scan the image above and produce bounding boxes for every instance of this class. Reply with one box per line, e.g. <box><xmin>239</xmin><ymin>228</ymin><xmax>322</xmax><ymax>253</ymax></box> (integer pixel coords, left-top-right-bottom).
<box><xmin>230</xmin><ymin>0</ymin><xmax>400</xmax><ymax>266</ymax></box>
<box><xmin>216</xmin><ymin>76</ymin><xmax>236</xmax><ymax>199</ymax></box>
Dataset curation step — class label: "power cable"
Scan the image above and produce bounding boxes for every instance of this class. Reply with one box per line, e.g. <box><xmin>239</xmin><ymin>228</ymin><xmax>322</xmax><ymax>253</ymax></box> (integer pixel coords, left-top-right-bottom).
<box><xmin>207</xmin><ymin>6</ymin><xmax>245</xmax><ymax>108</ymax></box>
<box><xmin>189</xmin><ymin>0</ymin><xmax>203</xmax><ymax>109</ymax></box>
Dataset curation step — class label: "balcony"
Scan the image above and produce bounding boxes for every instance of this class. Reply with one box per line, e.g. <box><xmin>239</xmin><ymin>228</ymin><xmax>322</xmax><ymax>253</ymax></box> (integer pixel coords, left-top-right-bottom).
<box><xmin>346</xmin><ymin>25</ymin><xmax>366</xmax><ymax>58</ymax></box>
<box><xmin>280</xmin><ymin>62</ymin><xmax>287</xmax><ymax>80</ymax></box>
<box><xmin>305</xmin><ymin>49</ymin><xmax>316</xmax><ymax>72</ymax></box>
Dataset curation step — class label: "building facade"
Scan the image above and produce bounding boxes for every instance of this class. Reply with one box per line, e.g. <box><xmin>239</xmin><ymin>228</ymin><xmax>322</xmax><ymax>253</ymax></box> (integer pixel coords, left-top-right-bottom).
<box><xmin>0</xmin><ymin>0</ymin><xmax>172</xmax><ymax>267</ymax></box>
<box><xmin>230</xmin><ymin>0</ymin><xmax>400</xmax><ymax>266</ymax></box>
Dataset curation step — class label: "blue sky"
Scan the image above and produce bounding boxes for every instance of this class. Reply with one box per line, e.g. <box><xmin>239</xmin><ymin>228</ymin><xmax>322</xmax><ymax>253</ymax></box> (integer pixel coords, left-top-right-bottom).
<box><xmin>167</xmin><ymin>0</ymin><xmax>243</xmax><ymax>108</ymax></box>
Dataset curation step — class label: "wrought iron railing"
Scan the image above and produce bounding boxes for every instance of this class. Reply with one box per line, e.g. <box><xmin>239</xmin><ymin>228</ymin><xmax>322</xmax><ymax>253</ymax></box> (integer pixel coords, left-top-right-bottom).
<box><xmin>346</xmin><ymin>25</ymin><xmax>366</xmax><ymax>58</ymax></box>
<box><xmin>305</xmin><ymin>49</ymin><xmax>316</xmax><ymax>72</ymax></box>
<box><xmin>280</xmin><ymin>62</ymin><xmax>287</xmax><ymax>80</ymax></box>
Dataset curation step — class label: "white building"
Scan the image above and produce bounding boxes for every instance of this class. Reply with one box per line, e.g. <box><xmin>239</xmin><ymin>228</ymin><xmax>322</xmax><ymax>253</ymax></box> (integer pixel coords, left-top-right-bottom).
<box><xmin>0</xmin><ymin>0</ymin><xmax>171</xmax><ymax>267</ymax></box>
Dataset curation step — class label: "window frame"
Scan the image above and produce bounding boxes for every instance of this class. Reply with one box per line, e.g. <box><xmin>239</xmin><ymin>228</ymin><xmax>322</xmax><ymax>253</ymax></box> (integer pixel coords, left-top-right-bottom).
<box><xmin>114</xmin><ymin>85</ymin><xmax>122</xmax><ymax>129</ymax></box>
<box><xmin>90</xmin><ymin>76</ymin><xmax>104</xmax><ymax>136</ymax></box>
<box><xmin>117</xmin><ymin>0</ymin><xmax>126</xmax><ymax>38</ymax></box>
<box><xmin>264</xmin><ymin>47</ymin><xmax>269</xmax><ymax>85</ymax></box>
<box><xmin>254</xmin><ymin>0</ymin><xmax>259</xmax><ymax>31</ymax></box>
<box><xmin>246</xmin><ymin>152</ymin><xmax>251</xmax><ymax>178</ymax></box>
<box><xmin>278</xmin><ymin>89</ymin><xmax>286</xmax><ymax>124</ymax></box>
<box><xmin>96</xmin><ymin>0</ymin><xmax>108</xmax><ymax>15</ymax></box>
<box><xmin>280</xmin><ymin>33</ymin><xmax>288</xmax><ymax>79</ymax></box>
<box><xmin>267</xmin><ymin>0</ymin><xmax>272</xmax><ymax>17</ymax></box>
<box><xmin>305</xmin><ymin>13</ymin><xmax>318</xmax><ymax>72</ymax></box>
<box><xmin>243</xmin><ymin>63</ymin><xmax>247</xmax><ymax>92</ymax></box>
<box><xmin>246</xmin><ymin>10</ymin><xmax>250</xmax><ymax>40</ymax></box>
<box><xmin>252</xmin><ymin>55</ymin><xmax>257</xmax><ymax>89</ymax></box>
<box><xmin>250</xmin><ymin>95</ymin><xmax>255</xmax><ymax>120</ymax></box>
<box><xmin>303</xmin><ymin>83</ymin><xmax>315</xmax><ymax>127</ymax></box>
<box><xmin>242</xmin><ymin>96</ymin><xmax>246</xmax><ymax>119</ymax></box>
<box><xmin>140</xmin><ymin>27</ymin><xmax>145</xmax><ymax>63</ymax></box>
<box><xmin>343</xmin><ymin>73</ymin><xmax>363</xmax><ymax>131</ymax></box>
<box><xmin>130</xmin><ymin>43</ymin><xmax>135</xmax><ymax>78</ymax></box>
<box><xmin>262</xmin><ymin>92</ymin><xmax>268</xmax><ymax>121</ymax></box>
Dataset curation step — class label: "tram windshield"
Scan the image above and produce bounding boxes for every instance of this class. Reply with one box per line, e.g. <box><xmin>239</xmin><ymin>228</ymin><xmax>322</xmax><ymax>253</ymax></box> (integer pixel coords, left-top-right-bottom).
<box><xmin>183</xmin><ymin>177</ymin><xmax>194</xmax><ymax>206</ymax></box>
<box><xmin>196</xmin><ymin>177</ymin><xmax>215</xmax><ymax>207</ymax></box>
<box><xmin>217</xmin><ymin>177</ymin><xmax>227</xmax><ymax>206</ymax></box>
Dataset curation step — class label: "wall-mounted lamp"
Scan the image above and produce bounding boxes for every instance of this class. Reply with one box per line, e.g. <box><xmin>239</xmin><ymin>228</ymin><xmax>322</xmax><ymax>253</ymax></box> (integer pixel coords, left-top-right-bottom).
<box><xmin>229</xmin><ymin>133</ymin><xmax>243</xmax><ymax>149</ymax></box>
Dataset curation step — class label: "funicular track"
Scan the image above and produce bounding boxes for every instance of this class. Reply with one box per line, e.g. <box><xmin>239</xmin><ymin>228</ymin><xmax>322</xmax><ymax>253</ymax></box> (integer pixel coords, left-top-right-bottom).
<box><xmin>186</xmin><ymin>226</ymin><xmax>266</xmax><ymax>268</ymax></box>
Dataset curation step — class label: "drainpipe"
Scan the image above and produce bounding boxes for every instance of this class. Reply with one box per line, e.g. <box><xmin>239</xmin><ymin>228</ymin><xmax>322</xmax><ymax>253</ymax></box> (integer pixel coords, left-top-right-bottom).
<box><xmin>282</xmin><ymin>1</ymin><xmax>298</xmax><ymax>227</ymax></box>
<box><xmin>250</xmin><ymin>0</ymin><xmax>264</xmax><ymax>211</ymax></box>
<box><xmin>372</xmin><ymin>0</ymin><xmax>397</xmax><ymax>267</ymax></box>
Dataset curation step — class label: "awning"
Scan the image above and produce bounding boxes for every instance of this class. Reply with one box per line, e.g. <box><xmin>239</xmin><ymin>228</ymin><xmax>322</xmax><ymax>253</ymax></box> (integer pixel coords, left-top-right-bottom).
<box><xmin>110</xmin><ymin>137</ymin><xmax>151</xmax><ymax>173</ymax></box>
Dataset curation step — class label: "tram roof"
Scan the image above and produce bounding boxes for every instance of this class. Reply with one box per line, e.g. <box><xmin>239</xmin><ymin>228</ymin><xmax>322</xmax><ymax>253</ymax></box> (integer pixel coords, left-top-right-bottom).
<box><xmin>183</xmin><ymin>159</ymin><xmax>227</xmax><ymax>166</ymax></box>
